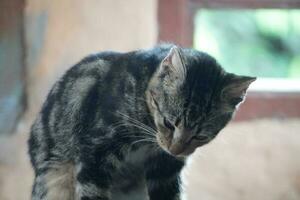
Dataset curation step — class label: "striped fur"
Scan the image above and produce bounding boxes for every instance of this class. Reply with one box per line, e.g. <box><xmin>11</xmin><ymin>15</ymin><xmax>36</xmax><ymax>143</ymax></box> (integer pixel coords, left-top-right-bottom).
<box><xmin>28</xmin><ymin>44</ymin><xmax>255</xmax><ymax>200</ymax></box>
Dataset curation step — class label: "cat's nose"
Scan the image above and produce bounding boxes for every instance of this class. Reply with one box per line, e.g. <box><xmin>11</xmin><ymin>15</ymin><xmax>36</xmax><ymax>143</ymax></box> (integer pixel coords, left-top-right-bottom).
<box><xmin>169</xmin><ymin>142</ymin><xmax>185</xmax><ymax>155</ymax></box>
<box><xmin>168</xmin><ymin>128</ymin><xmax>193</xmax><ymax>155</ymax></box>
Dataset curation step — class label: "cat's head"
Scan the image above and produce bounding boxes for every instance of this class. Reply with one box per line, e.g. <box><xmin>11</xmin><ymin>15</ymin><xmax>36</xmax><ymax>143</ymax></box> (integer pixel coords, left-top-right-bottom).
<box><xmin>146</xmin><ymin>46</ymin><xmax>256</xmax><ymax>157</ymax></box>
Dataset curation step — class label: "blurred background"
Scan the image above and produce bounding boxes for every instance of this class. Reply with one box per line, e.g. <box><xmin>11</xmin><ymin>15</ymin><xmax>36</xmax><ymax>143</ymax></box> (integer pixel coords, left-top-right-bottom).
<box><xmin>0</xmin><ymin>0</ymin><xmax>299</xmax><ymax>199</ymax></box>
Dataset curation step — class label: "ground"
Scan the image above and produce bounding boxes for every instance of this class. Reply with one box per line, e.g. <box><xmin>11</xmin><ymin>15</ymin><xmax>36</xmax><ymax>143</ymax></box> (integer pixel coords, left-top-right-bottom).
<box><xmin>0</xmin><ymin>118</ymin><xmax>299</xmax><ymax>200</ymax></box>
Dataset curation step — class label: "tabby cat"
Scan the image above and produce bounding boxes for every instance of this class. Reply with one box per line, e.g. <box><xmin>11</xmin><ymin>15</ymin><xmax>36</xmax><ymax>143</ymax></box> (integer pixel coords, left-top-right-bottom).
<box><xmin>28</xmin><ymin>44</ymin><xmax>255</xmax><ymax>200</ymax></box>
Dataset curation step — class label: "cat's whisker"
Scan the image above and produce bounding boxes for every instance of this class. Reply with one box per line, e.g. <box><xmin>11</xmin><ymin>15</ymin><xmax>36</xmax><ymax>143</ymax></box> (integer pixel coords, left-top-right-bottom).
<box><xmin>116</xmin><ymin>111</ymin><xmax>156</xmax><ymax>132</ymax></box>
<box><xmin>126</xmin><ymin>123</ymin><xmax>156</xmax><ymax>136</ymax></box>
<box><xmin>113</xmin><ymin>133</ymin><xmax>158</xmax><ymax>152</ymax></box>
<box><xmin>112</xmin><ymin>122</ymin><xmax>156</xmax><ymax>138</ymax></box>
<box><xmin>126</xmin><ymin>119</ymin><xmax>156</xmax><ymax>135</ymax></box>
<box><xmin>129</xmin><ymin>138</ymin><xmax>156</xmax><ymax>147</ymax></box>
<box><xmin>151</xmin><ymin>143</ymin><xmax>162</xmax><ymax>152</ymax></box>
<box><xmin>110</xmin><ymin>120</ymin><xmax>148</xmax><ymax>134</ymax></box>
<box><xmin>114</xmin><ymin>128</ymin><xmax>156</xmax><ymax>140</ymax></box>
<box><xmin>120</xmin><ymin>134</ymin><xmax>155</xmax><ymax>140</ymax></box>
<box><xmin>116</xmin><ymin>111</ymin><xmax>157</xmax><ymax>136</ymax></box>
<box><xmin>109</xmin><ymin>121</ymin><xmax>128</xmax><ymax>132</ymax></box>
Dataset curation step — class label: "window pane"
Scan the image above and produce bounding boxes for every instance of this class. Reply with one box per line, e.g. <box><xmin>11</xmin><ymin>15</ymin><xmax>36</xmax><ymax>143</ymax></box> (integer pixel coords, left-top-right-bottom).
<box><xmin>194</xmin><ymin>9</ymin><xmax>300</xmax><ymax>78</ymax></box>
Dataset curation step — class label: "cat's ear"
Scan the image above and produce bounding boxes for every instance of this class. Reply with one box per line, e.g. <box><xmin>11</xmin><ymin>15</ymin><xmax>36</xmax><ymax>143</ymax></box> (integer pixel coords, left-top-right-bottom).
<box><xmin>158</xmin><ymin>46</ymin><xmax>186</xmax><ymax>91</ymax></box>
<box><xmin>222</xmin><ymin>74</ymin><xmax>256</xmax><ymax>106</ymax></box>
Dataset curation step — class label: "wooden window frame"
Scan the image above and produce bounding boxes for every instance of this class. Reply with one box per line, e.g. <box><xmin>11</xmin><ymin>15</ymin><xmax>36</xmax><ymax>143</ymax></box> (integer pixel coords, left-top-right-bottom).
<box><xmin>158</xmin><ymin>0</ymin><xmax>300</xmax><ymax>120</ymax></box>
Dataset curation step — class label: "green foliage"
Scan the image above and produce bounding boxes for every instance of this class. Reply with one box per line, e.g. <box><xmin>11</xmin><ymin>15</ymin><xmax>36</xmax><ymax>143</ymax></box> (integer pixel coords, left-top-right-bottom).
<box><xmin>194</xmin><ymin>9</ymin><xmax>300</xmax><ymax>78</ymax></box>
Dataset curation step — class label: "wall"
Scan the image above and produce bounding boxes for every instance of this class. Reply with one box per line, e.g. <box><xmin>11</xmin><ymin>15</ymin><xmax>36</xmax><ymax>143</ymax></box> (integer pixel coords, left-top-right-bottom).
<box><xmin>25</xmin><ymin>0</ymin><xmax>158</xmax><ymax>118</ymax></box>
<box><xmin>1</xmin><ymin>1</ymin><xmax>300</xmax><ymax>199</ymax></box>
<box><xmin>0</xmin><ymin>1</ymin><xmax>158</xmax><ymax>199</ymax></box>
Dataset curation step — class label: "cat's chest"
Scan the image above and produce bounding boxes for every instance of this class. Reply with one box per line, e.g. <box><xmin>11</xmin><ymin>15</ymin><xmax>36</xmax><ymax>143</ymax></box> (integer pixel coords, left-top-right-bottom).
<box><xmin>111</xmin><ymin>145</ymin><xmax>153</xmax><ymax>200</ymax></box>
<box><xmin>113</xmin><ymin>145</ymin><xmax>153</xmax><ymax>181</ymax></box>
<box><xmin>124</xmin><ymin>145</ymin><xmax>152</xmax><ymax>166</ymax></box>
<box><xmin>115</xmin><ymin>145</ymin><xmax>153</xmax><ymax>178</ymax></box>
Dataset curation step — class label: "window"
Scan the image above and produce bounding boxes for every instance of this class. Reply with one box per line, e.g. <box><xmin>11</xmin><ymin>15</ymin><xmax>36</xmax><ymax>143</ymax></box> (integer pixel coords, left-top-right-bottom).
<box><xmin>158</xmin><ymin>0</ymin><xmax>300</xmax><ymax>120</ymax></box>
<box><xmin>194</xmin><ymin>9</ymin><xmax>300</xmax><ymax>79</ymax></box>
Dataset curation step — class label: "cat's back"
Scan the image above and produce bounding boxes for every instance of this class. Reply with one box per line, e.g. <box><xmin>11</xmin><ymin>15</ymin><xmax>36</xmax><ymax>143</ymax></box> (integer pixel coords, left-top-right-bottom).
<box><xmin>55</xmin><ymin>44</ymin><xmax>173</xmax><ymax>95</ymax></box>
<box><xmin>28</xmin><ymin>47</ymin><xmax>166</xmax><ymax>165</ymax></box>
<box><xmin>28</xmin><ymin>51</ymin><xmax>121</xmax><ymax>165</ymax></box>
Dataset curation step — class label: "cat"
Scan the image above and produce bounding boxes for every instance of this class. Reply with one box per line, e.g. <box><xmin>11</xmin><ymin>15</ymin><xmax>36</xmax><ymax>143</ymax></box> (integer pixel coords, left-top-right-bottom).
<box><xmin>28</xmin><ymin>44</ymin><xmax>255</xmax><ymax>200</ymax></box>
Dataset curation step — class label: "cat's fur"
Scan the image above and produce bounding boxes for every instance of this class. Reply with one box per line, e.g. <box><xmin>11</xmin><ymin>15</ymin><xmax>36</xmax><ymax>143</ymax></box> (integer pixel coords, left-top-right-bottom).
<box><xmin>28</xmin><ymin>44</ymin><xmax>255</xmax><ymax>200</ymax></box>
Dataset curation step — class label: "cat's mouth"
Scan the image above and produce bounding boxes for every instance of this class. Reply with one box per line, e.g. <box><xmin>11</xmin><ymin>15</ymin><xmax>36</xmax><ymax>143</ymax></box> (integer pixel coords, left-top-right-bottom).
<box><xmin>165</xmin><ymin>144</ymin><xmax>198</xmax><ymax>157</ymax></box>
<box><xmin>156</xmin><ymin>133</ymin><xmax>209</xmax><ymax>157</ymax></box>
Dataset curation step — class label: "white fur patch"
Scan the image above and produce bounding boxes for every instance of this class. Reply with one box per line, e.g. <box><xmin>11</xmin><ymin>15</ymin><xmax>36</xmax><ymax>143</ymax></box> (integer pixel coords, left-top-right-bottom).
<box><xmin>45</xmin><ymin>163</ymin><xmax>75</xmax><ymax>200</ymax></box>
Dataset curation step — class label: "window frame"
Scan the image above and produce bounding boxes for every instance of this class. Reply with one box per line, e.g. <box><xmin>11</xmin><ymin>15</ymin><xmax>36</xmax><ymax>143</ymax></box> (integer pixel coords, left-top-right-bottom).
<box><xmin>158</xmin><ymin>0</ymin><xmax>300</xmax><ymax>120</ymax></box>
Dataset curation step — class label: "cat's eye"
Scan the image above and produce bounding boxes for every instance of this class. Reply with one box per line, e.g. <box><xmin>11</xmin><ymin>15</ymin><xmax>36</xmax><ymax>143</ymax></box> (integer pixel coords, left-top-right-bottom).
<box><xmin>163</xmin><ymin>117</ymin><xmax>175</xmax><ymax>131</ymax></box>
<box><xmin>174</xmin><ymin>118</ymin><xmax>181</xmax><ymax>127</ymax></box>
<box><xmin>192</xmin><ymin>135</ymin><xmax>209</xmax><ymax>142</ymax></box>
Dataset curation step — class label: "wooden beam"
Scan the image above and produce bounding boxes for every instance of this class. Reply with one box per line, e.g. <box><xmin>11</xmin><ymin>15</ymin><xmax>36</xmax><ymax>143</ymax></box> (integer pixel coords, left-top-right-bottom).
<box><xmin>158</xmin><ymin>0</ymin><xmax>194</xmax><ymax>47</ymax></box>
<box><xmin>235</xmin><ymin>92</ymin><xmax>300</xmax><ymax>121</ymax></box>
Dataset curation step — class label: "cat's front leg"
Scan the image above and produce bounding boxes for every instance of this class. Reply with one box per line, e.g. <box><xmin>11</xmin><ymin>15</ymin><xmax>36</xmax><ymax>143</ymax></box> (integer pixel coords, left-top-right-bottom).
<box><xmin>75</xmin><ymin>161</ymin><xmax>113</xmax><ymax>200</ymax></box>
<box><xmin>145</xmin><ymin>154</ymin><xmax>184</xmax><ymax>200</ymax></box>
<box><xmin>75</xmin><ymin>144</ymin><xmax>122</xmax><ymax>200</ymax></box>
<box><xmin>146</xmin><ymin>174</ymin><xmax>182</xmax><ymax>200</ymax></box>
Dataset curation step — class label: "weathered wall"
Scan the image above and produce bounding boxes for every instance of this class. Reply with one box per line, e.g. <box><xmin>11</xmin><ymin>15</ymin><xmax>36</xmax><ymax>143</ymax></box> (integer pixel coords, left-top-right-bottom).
<box><xmin>183</xmin><ymin>119</ymin><xmax>300</xmax><ymax>200</ymax></box>
<box><xmin>25</xmin><ymin>0</ymin><xmax>158</xmax><ymax>118</ymax></box>
<box><xmin>1</xmin><ymin>1</ymin><xmax>300</xmax><ymax>200</ymax></box>
<box><xmin>0</xmin><ymin>1</ymin><xmax>158</xmax><ymax>199</ymax></box>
